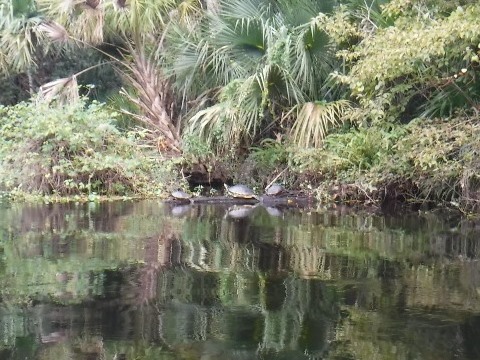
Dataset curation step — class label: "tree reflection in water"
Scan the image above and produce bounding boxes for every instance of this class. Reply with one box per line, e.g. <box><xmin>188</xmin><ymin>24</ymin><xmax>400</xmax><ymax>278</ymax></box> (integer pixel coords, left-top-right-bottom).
<box><xmin>0</xmin><ymin>202</ymin><xmax>479</xmax><ymax>359</ymax></box>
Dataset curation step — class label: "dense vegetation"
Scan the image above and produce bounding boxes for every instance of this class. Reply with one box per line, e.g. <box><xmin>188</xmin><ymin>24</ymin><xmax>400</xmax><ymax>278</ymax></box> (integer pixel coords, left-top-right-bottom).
<box><xmin>0</xmin><ymin>100</ymin><xmax>174</xmax><ymax>199</ymax></box>
<box><xmin>1</xmin><ymin>0</ymin><xmax>480</xmax><ymax>210</ymax></box>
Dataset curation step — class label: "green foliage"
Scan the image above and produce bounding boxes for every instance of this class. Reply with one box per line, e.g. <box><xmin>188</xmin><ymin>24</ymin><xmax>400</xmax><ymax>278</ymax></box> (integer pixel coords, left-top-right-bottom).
<box><xmin>250</xmin><ymin>138</ymin><xmax>290</xmax><ymax>170</ymax></box>
<box><xmin>182</xmin><ymin>133</ymin><xmax>216</xmax><ymax>162</ymax></box>
<box><xmin>167</xmin><ymin>0</ymin><xmax>346</xmax><ymax>153</ymax></box>
<box><xmin>0</xmin><ymin>99</ymin><xmax>172</xmax><ymax>197</ymax></box>
<box><xmin>293</xmin><ymin>113</ymin><xmax>480</xmax><ymax>208</ymax></box>
<box><xmin>382</xmin><ymin>0</ymin><xmax>478</xmax><ymax>19</ymax></box>
<box><xmin>390</xmin><ymin>116</ymin><xmax>480</xmax><ymax>205</ymax></box>
<box><xmin>349</xmin><ymin>6</ymin><xmax>480</xmax><ymax>97</ymax></box>
<box><xmin>1</xmin><ymin>0</ymin><xmax>480</xmax><ymax>208</ymax></box>
<box><xmin>293</xmin><ymin>125</ymin><xmax>403</xmax><ymax>177</ymax></box>
<box><xmin>337</xmin><ymin>2</ymin><xmax>480</xmax><ymax>122</ymax></box>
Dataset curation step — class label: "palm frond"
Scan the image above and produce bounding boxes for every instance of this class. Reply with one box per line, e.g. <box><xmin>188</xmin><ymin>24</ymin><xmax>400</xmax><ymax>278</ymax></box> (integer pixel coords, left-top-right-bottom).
<box><xmin>187</xmin><ymin>73</ymin><xmax>264</xmax><ymax>149</ymax></box>
<box><xmin>73</xmin><ymin>6</ymin><xmax>105</xmax><ymax>44</ymax></box>
<box><xmin>208</xmin><ymin>43</ymin><xmax>255</xmax><ymax>84</ymax></box>
<box><xmin>105</xmin><ymin>0</ymin><xmax>176</xmax><ymax>36</ymax></box>
<box><xmin>291</xmin><ymin>18</ymin><xmax>333</xmax><ymax>98</ymax></box>
<box><xmin>167</xmin><ymin>0</ymin><xmax>342</xmax><ymax>153</ymax></box>
<box><xmin>39</xmin><ymin>0</ymin><xmax>105</xmax><ymax>44</ymax></box>
<box><xmin>0</xmin><ymin>15</ymin><xmax>43</xmax><ymax>72</ymax></box>
<box><xmin>289</xmin><ymin>100</ymin><xmax>352</xmax><ymax>148</ymax></box>
<box><xmin>275</xmin><ymin>0</ymin><xmax>335</xmax><ymax>26</ymax></box>
<box><xmin>344</xmin><ymin>0</ymin><xmax>392</xmax><ymax>30</ymax></box>
<box><xmin>169</xmin><ymin>37</ymin><xmax>214</xmax><ymax>100</ymax></box>
<box><xmin>276</xmin><ymin>66</ymin><xmax>306</xmax><ymax>105</ymax></box>
<box><xmin>39</xmin><ymin>0</ymin><xmax>175</xmax><ymax>44</ymax></box>
<box><xmin>220</xmin><ymin>0</ymin><xmax>268</xmax><ymax>21</ymax></box>
<box><xmin>187</xmin><ymin>103</ymin><xmax>230</xmax><ymax>145</ymax></box>
<box><xmin>37</xmin><ymin>76</ymin><xmax>79</xmax><ymax>104</ymax></box>
<box><xmin>233</xmin><ymin>74</ymin><xmax>263</xmax><ymax>137</ymax></box>
<box><xmin>118</xmin><ymin>41</ymin><xmax>181</xmax><ymax>152</ymax></box>
<box><xmin>419</xmin><ymin>83</ymin><xmax>473</xmax><ymax>118</ymax></box>
<box><xmin>36</xmin><ymin>0</ymin><xmax>80</xmax><ymax>14</ymax></box>
<box><xmin>0</xmin><ymin>52</ymin><xmax>9</xmax><ymax>75</ymax></box>
<box><xmin>176</xmin><ymin>0</ymin><xmax>203</xmax><ymax>28</ymax></box>
<box><xmin>37</xmin><ymin>21</ymin><xmax>69</xmax><ymax>43</ymax></box>
<box><xmin>167</xmin><ymin>8</ymin><xmax>262</xmax><ymax>101</ymax></box>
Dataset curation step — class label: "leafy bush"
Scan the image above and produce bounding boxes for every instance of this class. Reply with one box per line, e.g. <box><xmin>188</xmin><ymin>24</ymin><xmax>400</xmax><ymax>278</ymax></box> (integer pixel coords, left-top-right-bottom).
<box><xmin>390</xmin><ymin>116</ymin><xmax>480</xmax><ymax>206</ymax></box>
<box><xmin>337</xmin><ymin>3</ymin><xmax>480</xmax><ymax>123</ymax></box>
<box><xmin>292</xmin><ymin>114</ymin><xmax>480</xmax><ymax>209</ymax></box>
<box><xmin>250</xmin><ymin>139</ymin><xmax>290</xmax><ymax>171</ymax></box>
<box><xmin>0</xmin><ymin>99</ymin><xmax>172</xmax><ymax>198</ymax></box>
<box><xmin>292</xmin><ymin>126</ymin><xmax>403</xmax><ymax>177</ymax></box>
<box><xmin>244</xmin><ymin>138</ymin><xmax>292</xmax><ymax>186</ymax></box>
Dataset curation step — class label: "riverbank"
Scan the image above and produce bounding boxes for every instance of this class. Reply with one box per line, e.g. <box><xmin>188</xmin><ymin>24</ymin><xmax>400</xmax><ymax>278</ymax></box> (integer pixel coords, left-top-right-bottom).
<box><xmin>211</xmin><ymin>115</ymin><xmax>479</xmax><ymax>214</ymax></box>
<box><xmin>0</xmin><ymin>101</ymin><xmax>478</xmax><ymax>213</ymax></box>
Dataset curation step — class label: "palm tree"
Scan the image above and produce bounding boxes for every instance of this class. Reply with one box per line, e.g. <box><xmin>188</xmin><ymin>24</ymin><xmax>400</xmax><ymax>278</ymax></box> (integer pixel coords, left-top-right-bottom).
<box><xmin>0</xmin><ymin>0</ymin><xmax>47</xmax><ymax>92</ymax></box>
<box><xmin>35</xmin><ymin>0</ymin><xmax>194</xmax><ymax>153</ymax></box>
<box><xmin>166</xmin><ymin>0</ymin><xmax>352</xmax><ymax>152</ymax></box>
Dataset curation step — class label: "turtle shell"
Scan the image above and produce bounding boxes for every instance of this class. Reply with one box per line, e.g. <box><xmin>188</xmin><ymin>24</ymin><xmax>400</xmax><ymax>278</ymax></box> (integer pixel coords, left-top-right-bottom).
<box><xmin>265</xmin><ymin>183</ymin><xmax>285</xmax><ymax>196</ymax></box>
<box><xmin>224</xmin><ymin>184</ymin><xmax>257</xmax><ymax>199</ymax></box>
<box><xmin>171</xmin><ymin>190</ymin><xmax>192</xmax><ymax>200</ymax></box>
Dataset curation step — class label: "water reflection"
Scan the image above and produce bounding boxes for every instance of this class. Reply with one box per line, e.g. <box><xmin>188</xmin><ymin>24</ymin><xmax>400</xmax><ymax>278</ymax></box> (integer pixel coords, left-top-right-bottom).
<box><xmin>225</xmin><ymin>204</ymin><xmax>257</xmax><ymax>219</ymax></box>
<box><xmin>265</xmin><ymin>206</ymin><xmax>283</xmax><ymax>218</ymax></box>
<box><xmin>170</xmin><ymin>204</ymin><xmax>192</xmax><ymax>218</ymax></box>
<box><xmin>0</xmin><ymin>202</ymin><xmax>479</xmax><ymax>359</ymax></box>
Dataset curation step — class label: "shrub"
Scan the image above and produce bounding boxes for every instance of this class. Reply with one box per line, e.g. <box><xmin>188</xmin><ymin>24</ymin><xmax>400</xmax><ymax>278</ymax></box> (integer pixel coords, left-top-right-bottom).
<box><xmin>292</xmin><ymin>126</ymin><xmax>402</xmax><ymax>178</ymax></box>
<box><xmin>291</xmin><ymin>115</ymin><xmax>480</xmax><ymax>210</ymax></box>
<box><xmin>0</xmin><ymin>99</ymin><xmax>172</xmax><ymax>198</ymax></box>
<box><xmin>336</xmin><ymin>3</ymin><xmax>480</xmax><ymax>123</ymax></box>
<box><xmin>391</xmin><ymin>116</ymin><xmax>480</xmax><ymax>207</ymax></box>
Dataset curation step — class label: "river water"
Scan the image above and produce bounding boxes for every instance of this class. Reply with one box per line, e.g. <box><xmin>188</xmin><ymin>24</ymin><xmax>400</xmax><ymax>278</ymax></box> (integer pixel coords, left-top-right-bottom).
<box><xmin>0</xmin><ymin>200</ymin><xmax>479</xmax><ymax>359</ymax></box>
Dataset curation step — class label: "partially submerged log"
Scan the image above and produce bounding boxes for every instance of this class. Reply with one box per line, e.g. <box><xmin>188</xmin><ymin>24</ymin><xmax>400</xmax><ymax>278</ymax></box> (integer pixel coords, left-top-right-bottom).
<box><xmin>165</xmin><ymin>194</ymin><xmax>316</xmax><ymax>208</ymax></box>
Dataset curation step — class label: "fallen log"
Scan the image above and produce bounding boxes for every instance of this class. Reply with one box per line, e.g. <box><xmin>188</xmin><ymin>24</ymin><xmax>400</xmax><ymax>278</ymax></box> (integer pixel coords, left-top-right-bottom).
<box><xmin>165</xmin><ymin>194</ymin><xmax>316</xmax><ymax>208</ymax></box>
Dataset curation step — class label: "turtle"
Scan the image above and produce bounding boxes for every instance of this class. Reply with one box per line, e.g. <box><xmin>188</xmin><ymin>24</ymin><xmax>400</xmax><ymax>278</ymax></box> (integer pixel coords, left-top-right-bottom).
<box><xmin>224</xmin><ymin>184</ymin><xmax>259</xmax><ymax>200</ymax></box>
<box><xmin>171</xmin><ymin>190</ymin><xmax>192</xmax><ymax>202</ymax></box>
<box><xmin>265</xmin><ymin>183</ymin><xmax>286</xmax><ymax>196</ymax></box>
